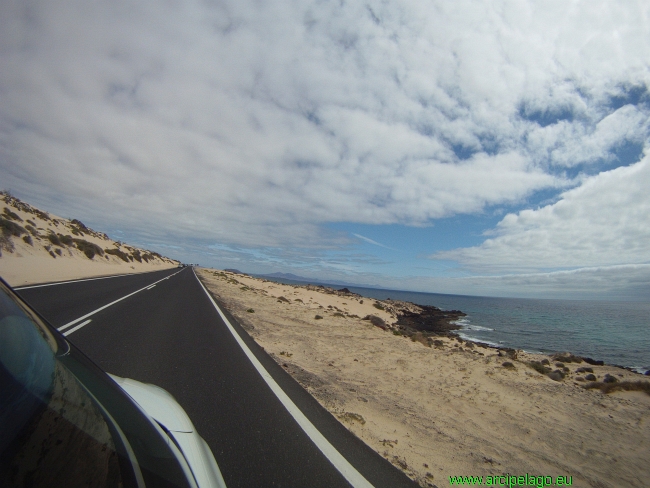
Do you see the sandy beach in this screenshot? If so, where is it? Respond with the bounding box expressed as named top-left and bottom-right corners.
top-left (0, 193), bottom-right (178, 286)
top-left (198, 268), bottom-right (650, 488)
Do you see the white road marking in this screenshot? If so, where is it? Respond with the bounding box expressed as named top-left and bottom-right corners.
top-left (147, 284), bottom-right (156, 290)
top-left (193, 269), bottom-right (374, 488)
top-left (57, 269), bottom-right (183, 334)
top-left (63, 319), bottom-right (92, 336)
top-left (15, 273), bottom-right (132, 290)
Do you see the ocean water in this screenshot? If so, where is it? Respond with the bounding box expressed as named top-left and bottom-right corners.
top-left (261, 277), bottom-right (650, 374)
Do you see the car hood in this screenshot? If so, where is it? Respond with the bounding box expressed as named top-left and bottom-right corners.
top-left (108, 374), bottom-right (194, 433)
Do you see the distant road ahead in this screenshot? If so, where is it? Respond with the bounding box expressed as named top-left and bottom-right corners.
top-left (16, 268), bottom-right (418, 488)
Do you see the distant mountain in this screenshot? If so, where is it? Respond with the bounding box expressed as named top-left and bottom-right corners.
top-left (258, 272), bottom-right (380, 289)
top-left (263, 272), bottom-right (311, 280)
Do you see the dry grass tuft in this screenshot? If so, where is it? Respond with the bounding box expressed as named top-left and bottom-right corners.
top-left (584, 381), bottom-right (650, 396)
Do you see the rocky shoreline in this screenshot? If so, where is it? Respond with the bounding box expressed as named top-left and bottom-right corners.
top-left (317, 285), bottom-right (650, 376)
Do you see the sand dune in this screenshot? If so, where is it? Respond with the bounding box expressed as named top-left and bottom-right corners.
top-left (0, 192), bottom-right (178, 286)
top-left (198, 268), bottom-right (650, 488)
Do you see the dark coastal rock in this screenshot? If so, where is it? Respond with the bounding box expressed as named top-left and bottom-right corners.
top-left (338, 287), bottom-right (352, 294)
top-left (582, 357), bottom-right (605, 366)
top-left (585, 374), bottom-right (597, 381)
top-left (394, 305), bottom-right (465, 335)
top-left (645, 370), bottom-right (650, 376)
top-left (498, 348), bottom-right (518, 360)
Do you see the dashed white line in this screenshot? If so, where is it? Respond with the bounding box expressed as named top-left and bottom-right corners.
top-left (57, 269), bottom-right (183, 334)
top-left (63, 319), bottom-right (92, 336)
top-left (193, 269), bottom-right (374, 488)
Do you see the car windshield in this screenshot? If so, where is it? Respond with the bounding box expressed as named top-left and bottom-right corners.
top-left (0, 282), bottom-right (191, 488)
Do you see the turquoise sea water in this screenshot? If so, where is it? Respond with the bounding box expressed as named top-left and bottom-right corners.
top-left (263, 278), bottom-right (650, 374)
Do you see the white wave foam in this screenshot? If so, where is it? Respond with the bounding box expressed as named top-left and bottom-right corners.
top-left (631, 366), bottom-right (650, 375)
top-left (457, 332), bottom-right (501, 348)
top-left (453, 318), bottom-right (493, 332)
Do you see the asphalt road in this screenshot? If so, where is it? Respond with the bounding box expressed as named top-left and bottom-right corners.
top-left (16, 268), bottom-right (419, 488)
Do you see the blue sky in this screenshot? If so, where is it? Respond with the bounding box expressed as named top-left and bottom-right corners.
top-left (1, 1), bottom-right (649, 299)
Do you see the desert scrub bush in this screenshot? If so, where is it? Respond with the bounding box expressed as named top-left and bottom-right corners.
top-left (527, 361), bottom-right (551, 375)
top-left (58, 234), bottom-right (74, 246)
top-left (131, 249), bottom-right (142, 263)
top-left (73, 239), bottom-right (104, 259)
top-left (332, 312), bottom-right (345, 317)
top-left (410, 332), bottom-right (430, 347)
top-left (547, 370), bottom-right (566, 381)
top-left (372, 302), bottom-right (385, 310)
top-left (22, 235), bottom-right (33, 246)
top-left (105, 248), bottom-right (130, 262)
top-left (363, 314), bottom-right (386, 329)
top-left (141, 252), bottom-right (153, 263)
top-left (246, 308), bottom-right (255, 313)
top-left (47, 233), bottom-right (64, 247)
top-left (3, 207), bottom-right (22, 221)
top-left (584, 380), bottom-right (650, 396)
top-left (315, 315), bottom-right (323, 320)
top-left (26, 219), bottom-right (36, 226)
top-left (55, 248), bottom-right (62, 256)
top-left (502, 362), bottom-right (516, 369)
top-left (276, 296), bottom-right (290, 303)
top-left (1, 217), bottom-right (27, 238)
top-left (338, 412), bottom-right (365, 425)
top-left (240, 286), bottom-right (250, 291)
top-left (25, 225), bottom-right (39, 236)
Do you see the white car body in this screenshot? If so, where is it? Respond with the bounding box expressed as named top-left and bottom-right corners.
top-left (110, 375), bottom-right (227, 488)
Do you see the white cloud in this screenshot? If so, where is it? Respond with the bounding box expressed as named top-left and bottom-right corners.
top-left (434, 153), bottom-right (650, 271)
top-left (1, 0), bottom-right (649, 269)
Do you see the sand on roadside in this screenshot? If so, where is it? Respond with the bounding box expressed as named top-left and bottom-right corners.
top-left (198, 268), bottom-right (650, 488)
top-left (0, 193), bottom-right (178, 286)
